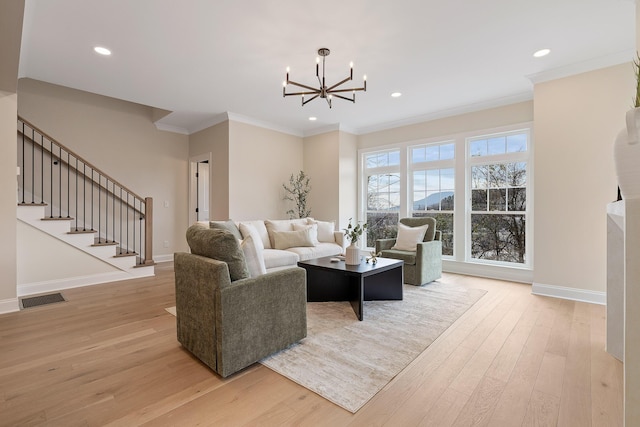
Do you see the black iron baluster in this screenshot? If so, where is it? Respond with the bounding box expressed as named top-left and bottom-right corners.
top-left (119, 187), bottom-right (123, 255)
top-left (83, 163), bottom-right (86, 231)
top-left (58, 146), bottom-right (62, 218)
top-left (66, 151), bottom-right (70, 218)
top-left (74, 156), bottom-right (78, 229)
top-left (126, 192), bottom-right (130, 254)
top-left (30, 128), bottom-right (35, 204)
top-left (20, 121), bottom-right (24, 203)
top-left (91, 169), bottom-right (94, 231)
top-left (105, 178), bottom-right (109, 243)
top-left (112, 181), bottom-right (115, 246)
top-left (98, 174), bottom-right (101, 242)
top-left (49, 139), bottom-right (53, 218)
top-left (133, 198), bottom-right (136, 257)
top-left (40, 133), bottom-right (44, 204)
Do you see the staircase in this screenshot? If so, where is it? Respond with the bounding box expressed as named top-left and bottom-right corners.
top-left (16, 117), bottom-right (154, 293)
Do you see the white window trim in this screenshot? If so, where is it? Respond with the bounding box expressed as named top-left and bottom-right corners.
top-left (357, 122), bottom-right (533, 282)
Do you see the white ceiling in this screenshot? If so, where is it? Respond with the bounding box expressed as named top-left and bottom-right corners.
top-left (18, 0), bottom-right (636, 136)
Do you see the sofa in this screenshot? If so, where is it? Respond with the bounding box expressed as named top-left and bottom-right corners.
top-left (201, 218), bottom-right (346, 274)
top-left (174, 224), bottom-right (307, 377)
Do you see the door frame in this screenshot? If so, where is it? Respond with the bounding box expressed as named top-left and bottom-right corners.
top-left (189, 153), bottom-right (213, 225)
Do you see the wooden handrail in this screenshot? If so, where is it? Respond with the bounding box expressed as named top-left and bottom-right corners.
top-left (18, 116), bottom-right (145, 201)
top-left (17, 128), bottom-right (145, 217)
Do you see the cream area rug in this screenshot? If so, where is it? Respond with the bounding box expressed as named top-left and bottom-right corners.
top-left (167, 282), bottom-right (486, 413)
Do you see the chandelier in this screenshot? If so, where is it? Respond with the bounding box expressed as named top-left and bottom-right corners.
top-left (283, 48), bottom-right (367, 108)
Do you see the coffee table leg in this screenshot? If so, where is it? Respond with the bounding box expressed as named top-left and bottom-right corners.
top-left (349, 276), bottom-right (364, 321)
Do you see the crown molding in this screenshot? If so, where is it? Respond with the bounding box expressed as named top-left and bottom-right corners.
top-left (355, 92), bottom-right (533, 136)
top-left (527, 49), bottom-right (635, 85)
top-left (153, 121), bottom-right (190, 135)
top-left (226, 112), bottom-right (303, 137)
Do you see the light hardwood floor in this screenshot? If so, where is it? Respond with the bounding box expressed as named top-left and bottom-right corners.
top-left (0, 263), bottom-right (622, 426)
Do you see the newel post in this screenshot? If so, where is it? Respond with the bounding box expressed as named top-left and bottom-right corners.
top-left (143, 197), bottom-right (154, 265)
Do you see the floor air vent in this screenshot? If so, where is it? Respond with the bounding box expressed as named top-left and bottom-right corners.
top-left (20, 293), bottom-right (66, 309)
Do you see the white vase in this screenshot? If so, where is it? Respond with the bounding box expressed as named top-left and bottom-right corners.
top-left (345, 242), bottom-right (361, 265)
top-left (614, 107), bottom-right (640, 200)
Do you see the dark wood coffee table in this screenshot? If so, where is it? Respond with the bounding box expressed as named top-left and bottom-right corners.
top-left (297, 256), bottom-right (404, 321)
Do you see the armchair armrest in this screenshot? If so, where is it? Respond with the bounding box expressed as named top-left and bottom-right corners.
top-left (376, 238), bottom-right (396, 252)
top-left (216, 267), bottom-right (307, 377)
top-left (174, 252), bottom-right (231, 371)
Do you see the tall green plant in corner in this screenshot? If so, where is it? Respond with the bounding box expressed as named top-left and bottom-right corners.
top-left (283, 171), bottom-right (311, 219)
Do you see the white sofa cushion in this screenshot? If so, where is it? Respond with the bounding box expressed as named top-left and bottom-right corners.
top-left (286, 242), bottom-right (343, 261)
top-left (240, 234), bottom-right (267, 277)
top-left (392, 222), bottom-right (429, 251)
top-left (263, 248), bottom-right (300, 269)
top-left (292, 222), bottom-right (319, 245)
top-left (308, 219), bottom-right (335, 243)
top-left (272, 229), bottom-right (316, 250)
top-left (238, 220), bottom-right (271, 249)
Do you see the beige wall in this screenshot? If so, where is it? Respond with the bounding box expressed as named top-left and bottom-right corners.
top-left (304, 131), bottom-right (340, 224)
top-left (358, 101), bottom-right (533, 148)
top-left (0, 0), bottom-right (23, 307)
top-left (533, 63), bottom-right (634, 292)
top-left (17, 79), bottom-right (190, 258)
top-left (190, 121), bottom-right (230, 221)
top-left (338, 131), bottom-right (358, 231)
top-left (0, 91), bottom-right (18, 304)
top-left (228, 121), bottom-right (303, 220)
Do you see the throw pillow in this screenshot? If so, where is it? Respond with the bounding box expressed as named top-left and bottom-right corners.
top-left (265, 219), bottom-right (294, 248)
top-left (240, 234), bottom-right (267, 277)
top-left (186, 224), bottom-right (249, 281)
top-left (238, 220), bottom-right (271, 249)
top-left (272, 229), bottom-right (316, 250)
top-left (209, 219), bottom-right (242, 241)
top-left (292, 223), bottom-right (319, 245)
top-left (391, 222), bottom-right (429, 252)
top-left (309, 219), bottom-right (335, 243)
top-left (238, 222), bottom-right (264, 249)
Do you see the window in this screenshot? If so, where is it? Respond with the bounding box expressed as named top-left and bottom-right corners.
top-left (364, 150), bottom-right (401, 247)
top-left (468, 131), bottom-right (529, 265)
top-left (410, 142), bottom-right (455, 256)
top-left (358, 124), bottom-right (531, 271)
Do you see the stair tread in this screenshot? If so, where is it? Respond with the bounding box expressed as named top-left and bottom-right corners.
top-left (41, 216), bottom-right (74, 221)
top-left (68, 229), bottom-right (97, 234)
top-left (114, 250), bottom-right (138, 258)
top-left (93, 239), bottom-right (118, 246)
top-left (18, 202), bottom-right (48, 206)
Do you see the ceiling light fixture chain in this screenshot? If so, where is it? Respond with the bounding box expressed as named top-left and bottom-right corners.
top-left (283, 48), bottom-right (367, 108)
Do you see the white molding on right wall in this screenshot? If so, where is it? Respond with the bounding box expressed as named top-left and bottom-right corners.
top-left (532, 282), bottom-right (606, 305)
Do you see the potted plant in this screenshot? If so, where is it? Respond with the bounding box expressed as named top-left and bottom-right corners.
top-left (283, 171), bottom-right (311, 219)
top-left (343, 218), bottom-right (367, 265)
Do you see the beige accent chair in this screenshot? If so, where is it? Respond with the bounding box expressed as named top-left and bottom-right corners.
top-left (375, 217), bottom-right (442, 286)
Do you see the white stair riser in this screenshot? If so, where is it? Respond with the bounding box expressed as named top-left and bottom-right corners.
top-left (17, 205), bottom-right (147, 273)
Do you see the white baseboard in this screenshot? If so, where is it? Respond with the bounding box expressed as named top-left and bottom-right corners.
top-left (17, 269), bottom-right (153, 297)
top-left (0, 298), bottom-right (20, 314)
top-left (153, 254), bottom-right (174, 263)
top-left (532, 282), bottom-right (606, 305)
top-left (443, 259), bottom-right (533, 284)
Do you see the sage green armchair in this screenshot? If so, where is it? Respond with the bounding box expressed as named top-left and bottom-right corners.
top-left (375, 217), bottom-right (442, 286)
top-left (174, 225), bottom-right (307, 378)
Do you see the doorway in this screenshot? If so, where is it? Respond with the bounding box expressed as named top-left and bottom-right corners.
top-left (189, 153), bottom-right (212, 224)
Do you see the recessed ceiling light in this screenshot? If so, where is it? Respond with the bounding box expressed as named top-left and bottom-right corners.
top-left (533, 49), bottom-right (550, 58)
top-left (94, 46), bottom-right (111, 56)
top-left (391, 92), bottom-right (402, 98)
top-left (309, 117), bottom-right (317, 121)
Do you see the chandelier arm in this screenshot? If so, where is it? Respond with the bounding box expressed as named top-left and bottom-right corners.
top-left (302, 94), bottom-right (320, 105)
top-left (286, 80), bottom-right (321, 92)
top-left (326, 76), bottom-right (353, 92)
top-left (327, 87), bottom-right (366, 94)
top-left (331, 93), bottom-right (355, 103)
top-left (285, 90), bottom-right (321, 97)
